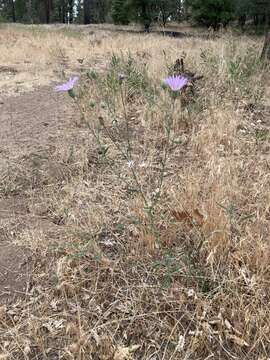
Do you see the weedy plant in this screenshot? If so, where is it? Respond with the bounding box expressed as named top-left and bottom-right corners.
top-left (54, 55), bottom-right (189, 248)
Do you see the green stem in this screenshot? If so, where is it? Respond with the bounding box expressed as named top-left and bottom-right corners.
top-left (74, 99), bottom-right (101, 148)
top-left (120, 83), bottom-right (132, 159)
top-left (102, 122), bottom-right (149, 208)
top-left (153, 100), bottom-right (175, 208)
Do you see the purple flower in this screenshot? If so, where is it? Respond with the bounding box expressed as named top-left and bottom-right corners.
top-left (54, 76), bottom-right (79, 92)
top-left (163, 75), bottom-right (188, 91)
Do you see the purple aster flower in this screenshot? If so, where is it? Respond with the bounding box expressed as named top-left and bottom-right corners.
top-left (54, 76), bottom-right (79, 92)
top-left (163, 75), bottom-right (188, 91)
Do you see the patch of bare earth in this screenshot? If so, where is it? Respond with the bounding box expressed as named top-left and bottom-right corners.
top-left (0, 198), bottom-right (30, 303)
top-left (0, 86), bottom-right (77, 304)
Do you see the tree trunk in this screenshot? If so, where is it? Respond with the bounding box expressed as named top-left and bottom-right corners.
top-left (141, 1), bottom-right (151, 32)
top-left (68, 0), bottom-right (74, 23)
top-left (162, 10), bottom-right (167, 27)
top-left (27, 0), bottom-right (33, 23)
top-left (84, 0), bottom-right (91, 24)
top-left (11, 0), bottom-right (16, 22)
top-left (254, 14), bottom-right (259, 27)
top-left (45, 0), bottom-right (52, 23)
top-left (238, 15), bottom-right (246, 31)
top-left (61, 0), bottom-right (66, 23)
top-left (261, 11), bottom-right (270, 60)
top-left (261, 29), bottom-right (270, 60)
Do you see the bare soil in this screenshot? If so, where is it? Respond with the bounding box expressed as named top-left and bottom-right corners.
top-left (0, 86), bottom-right (75, 304)
top-left (0, 86), bottom-right (72, 155)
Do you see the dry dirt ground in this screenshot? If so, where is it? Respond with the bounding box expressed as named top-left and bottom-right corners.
top-left (0, 24), bottom-right (106, 303)
top-left (0, 86), bottom-right (76, 303)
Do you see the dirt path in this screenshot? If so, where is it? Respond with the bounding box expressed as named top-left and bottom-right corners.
top-left (0, 196), bottom-right (30, 303)
top-left (0, 86), bottom-right (73, 156)
top-left (0, 86), bottom-right (75, 304)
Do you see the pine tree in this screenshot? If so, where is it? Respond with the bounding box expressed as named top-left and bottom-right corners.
top-left (0, 0), bottom-right (16, 21)
top-left (75, 0), bottom-right (83, 23)
top-left (156, 0), bottom-right (177, 26)
top-left (84, 0), bottom-right (92, 24)
top-left (129, 0), bottom-right (157, 32)
top-left (112, 0), bottom-right (129, 25)
top-left (15, 0), bottom-right (27, 21)
top-left (260, 0), bottom-right (270, 60)
top-left (190, 0), bottom-right (234, 29)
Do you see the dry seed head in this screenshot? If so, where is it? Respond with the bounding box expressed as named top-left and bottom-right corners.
top-left (66, 322), bottom-right (78, 336)
top-left (68, 343), bottom-right (80, 353)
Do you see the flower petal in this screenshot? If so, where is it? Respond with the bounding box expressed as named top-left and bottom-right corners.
top-left (163, 75), bottom-right (188, 92)
top-left (54, 76), bottom-right (79, 92)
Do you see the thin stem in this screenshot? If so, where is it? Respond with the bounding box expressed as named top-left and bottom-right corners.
top-left (153, 99), bottom-right (175, 208)
top-left (120, 83), bottom-right (132, 159)
top-left (74, 99), bottom-right (101, 147)
top-left (102, 122), bottom-right (149, 207)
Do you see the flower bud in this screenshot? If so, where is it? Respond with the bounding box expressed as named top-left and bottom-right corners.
top-left (68, 89), bottom-right (75, 99)
top-left (89, 100), bottom-right (96, 108)
top-left (98, 116), bottom-right (104, 126)
top-left (100, 101), bottom-right (106, 109)
top-left (118, 73), bottom-right (126, 83)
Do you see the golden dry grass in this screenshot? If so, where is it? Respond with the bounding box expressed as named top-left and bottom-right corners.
top-left (0, 24), bottom-right (270, 359)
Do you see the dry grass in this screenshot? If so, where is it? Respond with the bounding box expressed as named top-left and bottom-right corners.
top-left (0, 24), bottom-right (110, 96)
top-left (0, 24), bottom-right (270, 359)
